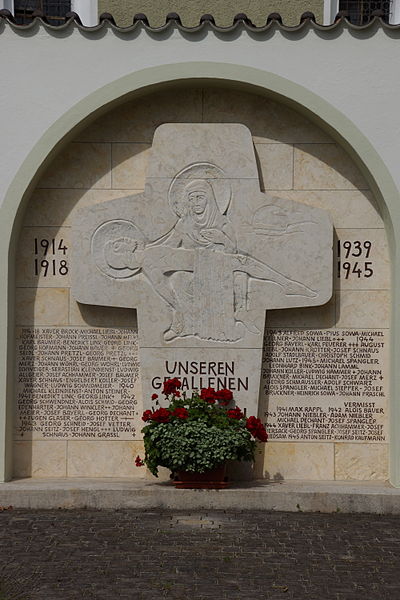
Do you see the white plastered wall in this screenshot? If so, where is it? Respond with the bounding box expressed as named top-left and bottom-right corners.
top-left (323, 0), bottom-right (339, 24)
top-left (391, 0), bottom-right (400, 23)
top-left (1, 23), bottom-right (400, 483)
top-left (71, 0), bottom-right (98, 25)
top-left (0, 1), bottom-right (14, 10)
top-left (1, 26), bottom-right (400, 204)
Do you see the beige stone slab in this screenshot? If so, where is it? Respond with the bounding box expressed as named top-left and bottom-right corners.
top-left (15, 326), bottom-right (142, 442)
top-left (255, 143), bottom-right (293, 190)
top-left (270, 190), bottom-right (383, 229)
top-left (16, 227), bottom-right (71, 288)
top-left (267, 295), bottom-right (336, 329)
top-left (13, 441), bottom-right (67, 478)
top-left (335, 229), bottom-right (389, 291)
top-left (140, 346), bottom-right (263, 415)
top-left (335, 443), bottom-right (388, 480)
top-left (263, 442), bottom-right (334, 480)
top-left (294, 144), bottom-right (368, 190)
top-left (69, 298), bottom-right (137, 328)
top-left (262, 328), bottom-right (389, 444)
top-left (146, 123), bottom-right (259, 180)
top-left (67, 441), bottom-right (145, 477)
top-left (336, 290), bottom-right (390, 329)
top-left (203, 88), bottom-right (332, 144)
top-left (37, 142), bottom-right (111, 189)
top-left (15, 288), bottom-right (69, 326)
top-left (75, 88), bottom-right (203, 143)
top-left (23, 189), bottom-right (141, 228)
top-left (111, 143), bottom-right (151, 189)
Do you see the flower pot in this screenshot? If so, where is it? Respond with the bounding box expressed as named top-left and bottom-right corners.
top-left (174, 463), bottom-right (230, 489)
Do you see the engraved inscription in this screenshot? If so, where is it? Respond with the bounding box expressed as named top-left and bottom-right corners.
top-left (33, 237), bottom-right (69, 278)
top-left (337, 239), bottom-right (373, 280)
top-left (139, 345), bottom-right (263, 415)
top-left (16, 328), bottom-right (140, 440)
top-left (262, 329), bottom-right (388, 442)
top-left (151, 360), bottom-right (249, 393)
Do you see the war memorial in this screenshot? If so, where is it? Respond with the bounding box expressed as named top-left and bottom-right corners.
top-left (0, 7), bottom-right (400, 512)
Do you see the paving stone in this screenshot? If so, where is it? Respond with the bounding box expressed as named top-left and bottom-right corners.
top-left (0, 510), bottom-right (400, 599)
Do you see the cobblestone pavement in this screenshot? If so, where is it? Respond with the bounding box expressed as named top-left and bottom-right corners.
top-left (1, 509), bottom-right (400, 600)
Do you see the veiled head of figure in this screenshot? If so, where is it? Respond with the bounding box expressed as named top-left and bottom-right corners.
top-left (168, 163), bottom-right (231, 219)
top-left (184, 179), bottom-right (215, 217)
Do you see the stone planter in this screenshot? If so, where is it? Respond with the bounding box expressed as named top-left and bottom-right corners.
top-left (173, 463), bottom-right (230, 489)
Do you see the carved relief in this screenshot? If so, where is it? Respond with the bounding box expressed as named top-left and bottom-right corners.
top-left (252, 204), bottom-right (317, 237)
top-left (71, 123), bottom-right (333, 413)
top-left (92, 220), bottom-right (146, 279)
top-left (91, 161), bottom-right (319, 343)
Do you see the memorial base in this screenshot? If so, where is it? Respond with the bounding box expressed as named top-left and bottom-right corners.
top-left (0, 479), bottom-right (398, 513)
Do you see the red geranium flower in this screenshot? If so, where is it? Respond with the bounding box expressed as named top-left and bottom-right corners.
top-left (151, 407), bottom-right (171, 423)
top-left (151, 393), bottom-right (158, 400)
top-left (200, 387), bottom-right (216, 403)
top-left (142, 410), bottom-right (153, 422)
top-left (172, 407), bottom-right (189, 419)
top-left (135, 456), bottom-right (144, 467)
top-left (246, 416), bottom-right (268, 442)
top-left (162, 377), bottom-right (182, 396)
top-left (227, 407), bottom-right (244, 420)
top-left (256, 428), bottom-right (268, 442)
top-left (174, 390), bottom-right (181, 397)
top-left (214, 389), bottom-right (233, 406)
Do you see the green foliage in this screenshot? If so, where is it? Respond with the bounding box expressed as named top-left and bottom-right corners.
top-left (142, 393), bottom-right (257, 477)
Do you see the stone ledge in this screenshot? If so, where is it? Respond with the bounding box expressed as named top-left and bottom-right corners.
top-left (0, 478), bottom-right (399, 513)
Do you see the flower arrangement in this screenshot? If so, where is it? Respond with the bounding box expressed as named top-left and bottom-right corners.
top-left (136, 377), bottom-right (268, 477)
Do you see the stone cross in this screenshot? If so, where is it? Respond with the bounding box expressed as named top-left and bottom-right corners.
top-left (71, 124), bottom-right (333, 414)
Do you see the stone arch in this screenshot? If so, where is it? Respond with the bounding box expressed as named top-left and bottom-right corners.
top-left (1, 63), bottom-right (399, 484)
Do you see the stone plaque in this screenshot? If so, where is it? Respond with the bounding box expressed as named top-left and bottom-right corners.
top-left (71, 124), bottom-right (333, 414)
top-left (16, 327), bottom-right (140, 441)
top-left (263, 329), bottom-right (388, 442)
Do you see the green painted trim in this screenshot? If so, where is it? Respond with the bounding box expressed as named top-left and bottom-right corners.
top-left (1, 62), bottom-right (398, 484)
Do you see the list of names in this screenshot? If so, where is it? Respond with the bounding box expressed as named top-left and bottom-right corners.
top-left (262, 329), bottom-right (388, 442)
top-left (16, 327), bottom-right (140, 440)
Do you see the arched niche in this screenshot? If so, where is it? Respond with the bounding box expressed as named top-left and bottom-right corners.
top-left (1, 64), bottom-right (398, 485)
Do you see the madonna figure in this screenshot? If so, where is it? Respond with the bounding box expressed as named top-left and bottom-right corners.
top-left (161, 178), bottom-right (240, 342)
top-left (98, 174), bottom-right (317, 344)
top-left (158, 177), bottom-right (316, 342)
